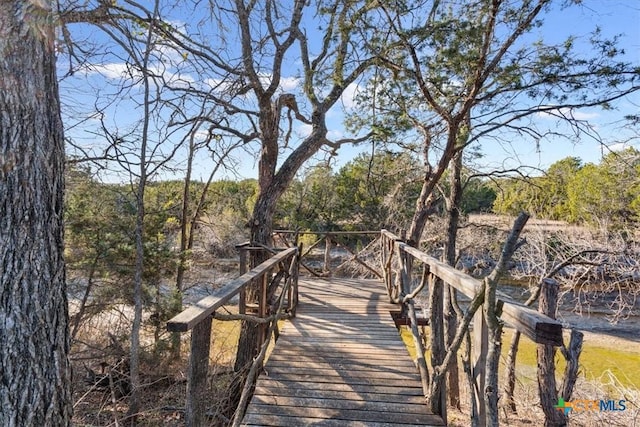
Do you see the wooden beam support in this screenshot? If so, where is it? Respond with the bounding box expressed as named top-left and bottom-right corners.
top-left (185, 318), bottom-right (212, 427)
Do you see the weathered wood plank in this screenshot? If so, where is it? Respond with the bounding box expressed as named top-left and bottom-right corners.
top-left (253, 385), bottom-right (426, 403)
top-left (266, 354), bottom-right (418, 368)
top-left (242, 277), bottom-right (443, 426)
top-left (255, 379), bottom-right (425, 395)
top-left (264, 358), bottom-right (416, 370)
top-left (243, 413), bottom-right (439, 427)
top-left (245, 403), bottom-right (444, 425)
top-left (501, 298), bottom-right (563, 346)
top-left (265, 366), bottom-right (421, 381)
top-left (252, 395), bottom-right (430, 414)
top-left (259, 373), bottom-right (419, 388)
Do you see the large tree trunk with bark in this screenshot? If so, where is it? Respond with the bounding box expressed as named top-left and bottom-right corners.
top-left (233, 190), bottom-right (280, 375)
top-left (0, 2), bottom-right (73, 425)
top-left (443, 150), bottom-right (463, 409)
top-left (407, 126), bottom-right (461, 245)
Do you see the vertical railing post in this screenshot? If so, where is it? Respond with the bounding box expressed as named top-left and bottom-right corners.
top-left (185, 318), bottom-right (212, 427)
top-left (473, 305), bottom-right (488, 427)
top-left (238, 245), bottom-right (248, 315)
top-left (428, 273), bottom-right (447, 423)
top-left (323, 234), bottom-right (332, 276)
top-left (291, 244), bottom-right (301, 316)
top-left (259, 272), bottom-right (268, 347)
top-left (537, 278), bottom-right (565, 426)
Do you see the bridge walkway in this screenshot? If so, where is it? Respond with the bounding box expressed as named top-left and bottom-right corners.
top-left (242, 278), bottom-right (444, 427)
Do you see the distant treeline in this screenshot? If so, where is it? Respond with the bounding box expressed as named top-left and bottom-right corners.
top-left (493, 147), bottom-right (640, 228)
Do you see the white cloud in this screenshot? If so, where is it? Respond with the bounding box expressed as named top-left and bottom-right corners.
top-left (536, 107), bottom-right (600, 121)
top-left (608, 142), bottom-right (629, 152)
top-left (280, 76), bottom-right (301, 92)
top-left (572, 111), bottom-right (600, 121)
top-left (193, 129), bottom-right (212, 142)
top-left (257, 73), bottom-right (301, 93)
top-left (79, 60), bottom-right (197, 90)
top-left (297, 123), bottom-right (312, 138)
top-left (82, 62), bottom-right (136, 80)
top-left (341, 82), bottom-right (360, 109)
top-left (327, 129), bottom-right (344, 140)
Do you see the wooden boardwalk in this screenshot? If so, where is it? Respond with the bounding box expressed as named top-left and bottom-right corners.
top-left (242, 278), bottom-right (445, 426)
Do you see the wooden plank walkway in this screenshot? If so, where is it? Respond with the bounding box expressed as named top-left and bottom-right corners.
top-left (242, 278), bottom-right (444, 426)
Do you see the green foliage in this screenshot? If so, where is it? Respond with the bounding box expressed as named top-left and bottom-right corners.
top-left (65, 169), bottom-right (199, 351)
top-left (493, 149), bottom-right (640, 228)
top-left (203, 179), bottom-right (257, 254)
top-left (438, 166), bottom-right (497, 214)
top-left (461, 178), bottom-right (497, 214)
top-left (277, 165), bottom-right (339, 230)
top-left (276, 152), bottom-right (423, 231)
top-left (567, 149), bottom-right (640, 226)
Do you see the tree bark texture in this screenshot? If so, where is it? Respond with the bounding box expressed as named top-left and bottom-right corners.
top-left (0, 1), bottom-right (72, 425)
top-left (537, 279), bottom-right (566, 427)
top-left (560, 329), bottom-right (583, 402)
top-left (428, 274), bottom-right (446, 419)
top-left (444, 150), bottom-right (463, 409)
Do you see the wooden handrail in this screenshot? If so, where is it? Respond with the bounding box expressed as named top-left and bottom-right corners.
top-left (380, 229), bottom-right (563, 346)
top-left (167, 247), bottom-right (298, 332)
top-left (381, 228), bottom-right (567, 425)
top-left (273, 229), bottom-right (381, 235)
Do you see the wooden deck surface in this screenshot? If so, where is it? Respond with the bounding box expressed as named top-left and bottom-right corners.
top-left (242, 278), bottom-right (445, 426)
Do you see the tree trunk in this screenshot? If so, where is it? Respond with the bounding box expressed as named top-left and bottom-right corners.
top-left (428, 275), bottom-right (446, 420)
top-left (443, 150), bottom-right (463, 409)
top-left (504, 330), bottom-right (521, 413)
top-left (407, 126), bottom-right (461, 245)
top-left (0, 1), bottom-right (72, 425)
top-left (234, 186), bottom-right (281, 362)
top-left (127, 11), bottom-right (157, 420)
top-left (484, 212), bottom-right (529, 426)
top-left (231, 119), bottom-right (328, 421)
top-left (537, 279), bottom-right (566, 427)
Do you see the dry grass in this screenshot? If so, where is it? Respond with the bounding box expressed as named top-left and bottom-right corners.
top-left (71, 303), bottom-right (246, 426)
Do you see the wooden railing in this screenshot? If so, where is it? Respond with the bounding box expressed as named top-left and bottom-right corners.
top-left (380, 229), bottom-right (563, 426)
top-left (168, 229), bottom-right (565, 426)
top-left (166, 246), bottom-right (299, 427)
top-left (273, 230), bottom-right (381, 278)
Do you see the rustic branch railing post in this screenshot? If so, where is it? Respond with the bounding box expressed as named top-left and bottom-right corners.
top-left (259, 273), bottom-right (268, 348)
top-left (428, 272), bottom-right (447, 423)
top-left (185, 317), bottom-right (212, 427)
top-left (537, 278), bottom-right (566, 427)
top-left (380, 228), bottom-right (563, 427)
top-left (473, 303), bottom-right (488, 427)
top-left (237, 243), bottom-right (249, 315)
top-left (289, 244), bottom-right (301, 316)
top-left (380, 231), bottom-right (396, 301)
top-left (323, 234), bottom-right (332, 275)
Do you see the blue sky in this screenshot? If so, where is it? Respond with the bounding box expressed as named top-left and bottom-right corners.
top-left (59, 0), bottom-right (640, 182)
